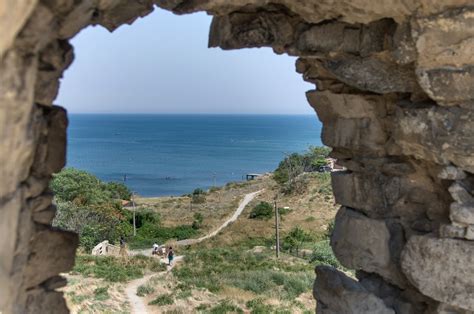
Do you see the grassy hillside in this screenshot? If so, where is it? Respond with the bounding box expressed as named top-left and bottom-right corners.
top-left (61, 171), bottom-right (339, 313)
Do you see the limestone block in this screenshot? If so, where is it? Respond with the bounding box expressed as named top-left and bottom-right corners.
top-left (24, 176), bottom-right (49, 198)
top-left (94, 0), bottom-right (155, 32)
top-left (27, 192), bottom-right (53, 212)
top-left (417, 66), bottom-right (474, 105)
top-left (412, 8), bottom-right (474, 70)
top-left (322, 55), bottom-right (419, 94)
top-left (58, 0), bottom-right (95, 39)
top-left (331, 207), bottom-right (407, 287)
top-left (412, 8), bottom-right (474, 105)
top-left (393, 106), bottom-right (474, 173)
top-left (465, 226), bottom-right (474, 241)
top-left (314, 266), bottom-right (395, 314)
top-left (357, 271), bottom-right (432, 314)
top-left (42, 275), bottom-right (68, 291)
top-left (0, 50), bottom-right (39, 197)
top-left (450, 203), bottom-right (474, 226)
top-left (0, 0), bottom-right (38, 58)
top-left (401, 235), bottom-right (474, 311)
top-left (32, 205), bottom-right (57, 225)
top-left (391, 21), bottom-right (417, 65)
top-left (25, 288), bottom-right (68, 314)
top-left (35, 40), bottom-right (74, 106)
top-left (439, 224), bottom-right (466, 239)
top-left (449, 183), bottom-right (473, 204)
top-left (438, 166), bottom-right (467, 180)
top-left (45, 106), bottom-right (68, 175)
top-left (0, 193), bottom-right (22, 312)
top-left (331, 170), bottom-right (446, 221)
top-left (433, 303), bottom-right (474, 314)
top-left (24, 228), bottom-right (78, 288)
top-left (209, 10), bottom-right (294, 50)
top-left (306, 91), bottom-right (387, 156)
top-left (296, 22), bottom-right (360, 54)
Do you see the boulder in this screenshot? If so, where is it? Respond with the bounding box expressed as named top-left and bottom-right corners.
top-left (314, 266), bottom-right (395, 314)
top-left (331, 207), bottom-right (407, 287)
top-left (401, 235), bottom-right (474, 311)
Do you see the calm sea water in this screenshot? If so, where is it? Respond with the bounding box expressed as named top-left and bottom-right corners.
top-left (67, 114), bottom-right (322, 196)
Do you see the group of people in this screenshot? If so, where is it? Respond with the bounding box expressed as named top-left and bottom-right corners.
top-left (153, 243), bottom-right (174, 266)
top-left (118, 237), bottom-right (174, 265)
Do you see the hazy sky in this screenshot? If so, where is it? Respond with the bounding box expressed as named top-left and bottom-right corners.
top-left (56, 9), bottom-right (314, 114)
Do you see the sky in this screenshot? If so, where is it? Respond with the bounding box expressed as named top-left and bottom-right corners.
top-left (56, 9), bottom-right (314, 114)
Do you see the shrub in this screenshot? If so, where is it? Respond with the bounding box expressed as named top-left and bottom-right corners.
top-left (105, 181), bottom-right (132, 200)
top-left (193, 188), bottom-right (205, 195)
top-left (325, 220), bottom-right (335, 239)
top-left (53, 201), bottom-right (132, 252)
top-left (93, 286), bottom-right (109, 301)
top-left (137, 284), bottom-right (155, 297)
top-left (282, 226), bottom-right (312, 256)
top-left (310, 240), bottom-right (341, 268)
top-left (209, 186), bottom-right (221, 193)
top-left (176, 289), bottom-right (192, 299)
top-left (51, 168), bottom-right (131, 205)
top-left (273, 146), bottom-right (331, 194)
top-left (246, 298), bottom-right (274, 313)
top-left (192, 213), bottom-right (204, 230)
top-left (73, 254), bottom-right (161, 282)
top-left (209, 300), bottom-right (243, 314)
top-left (192, 194), bottom-right (206, 204)
top-left (149, 294), bottom-right (174, 306)
top-left (249, 202), bottom-right (273, 220)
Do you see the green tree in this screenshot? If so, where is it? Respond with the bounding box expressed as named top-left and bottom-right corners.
top-left (283, 226), bottom-right (311, 257)
top-left (191, 188), bottom-right (206, 204)
top-left (51, 168), bottom-right (132, 205)
top-left (51, 168), bottom-right (110, 205)
top-left (307, 146), bottom-right (331, 170)
top-left (249, 202), bottom-right (273, 220)
top-left (273, 146), bottom-right (331, 194)
top-left (105, 182), bottom-right (132, 200)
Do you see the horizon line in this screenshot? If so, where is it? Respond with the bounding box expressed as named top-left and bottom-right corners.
top-left (67, 112), bottom-right (316, 115)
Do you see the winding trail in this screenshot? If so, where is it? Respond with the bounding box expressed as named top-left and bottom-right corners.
top-left (177, 189), bottom-right (263, 246)
top-left (125, 189), bottom-right (263, 313)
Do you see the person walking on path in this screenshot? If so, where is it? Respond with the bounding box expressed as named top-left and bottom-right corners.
top-left (152, 243), bottom-right (159, 255)
top-left (119, 236), bottom-right (127, 257)
top-left (167, 246), bottom-right (174, 266)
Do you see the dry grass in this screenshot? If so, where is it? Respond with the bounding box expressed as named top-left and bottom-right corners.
top-left (64, 173), bottom-right (337, 313)
top-left (62, 275), bottom-right (129, 314)
top-left (200, 173), bottom-right (337, 248)
top-left (134, 177), bottom-right (269, 236)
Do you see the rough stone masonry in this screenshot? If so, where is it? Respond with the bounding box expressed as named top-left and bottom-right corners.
top-left (0, 0), bottom-right (473, 313)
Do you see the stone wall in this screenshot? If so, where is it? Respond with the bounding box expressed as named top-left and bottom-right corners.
top-left (0, 1), bottom-right (472, 313)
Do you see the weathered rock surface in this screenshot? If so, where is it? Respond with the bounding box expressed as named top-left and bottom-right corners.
top-left (314, 266), bottom-right (395, 314)
top-left (1, 0), bottom-right (473, 313)
top-left (331, 207), bottom-right (407, 287)
top-left (401, 235), bottom-right (474, 311)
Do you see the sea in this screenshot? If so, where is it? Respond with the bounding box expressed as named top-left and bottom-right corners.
top-left (67, 114), bottom-right (322, 196)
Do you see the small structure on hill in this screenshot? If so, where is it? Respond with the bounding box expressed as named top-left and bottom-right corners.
top-left (246, 173), bottom-right (262, 181)
top-left (318, 158), bottom-right (345, 172)
top-left (91, 240), bottom-right (121, 256)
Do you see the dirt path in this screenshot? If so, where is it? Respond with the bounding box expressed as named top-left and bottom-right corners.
top-left (126, 190), bottom-right (263, 313)
top-left (126, 273), bottom-right (155, 314)
top-left (177, 189), bottom-right (263, 246)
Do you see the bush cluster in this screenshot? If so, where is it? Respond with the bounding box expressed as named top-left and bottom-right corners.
top-left (173, 247), bottom-right (313, 301)
top-left (249, 202), bottom-right (273, 220)
top-left (273, 146), bottom-right (331, 194)
top-left (73, 254), bottom-right (165, 282)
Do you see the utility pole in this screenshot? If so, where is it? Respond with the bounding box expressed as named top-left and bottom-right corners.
top-left (274, 197), bottom-right (280, 258)
top-left (132, 192), bottom-right (136, 236)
